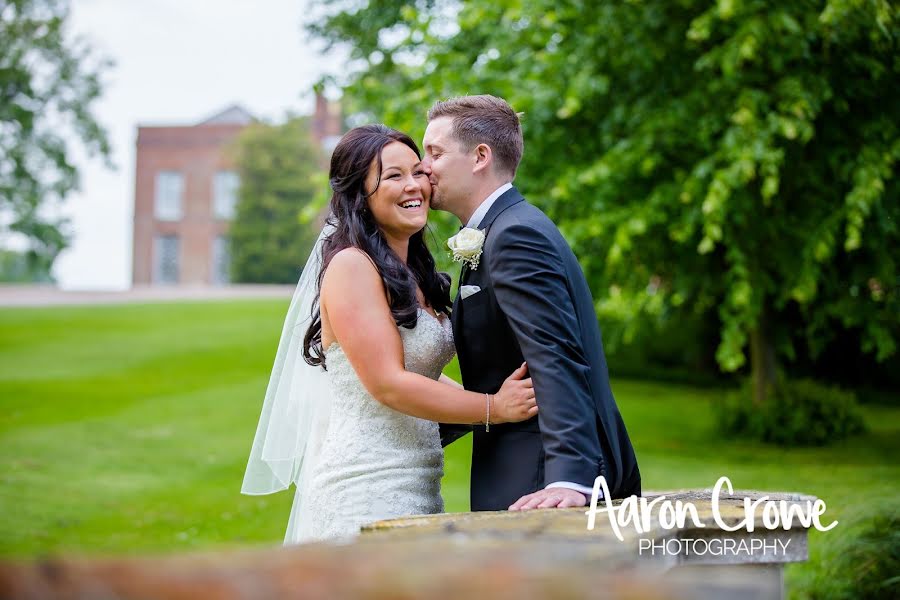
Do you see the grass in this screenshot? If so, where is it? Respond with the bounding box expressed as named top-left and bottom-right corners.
top-left (1, 300), bottom-right (897, 598)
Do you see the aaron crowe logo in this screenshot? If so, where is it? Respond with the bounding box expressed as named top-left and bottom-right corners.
top-left (585, 476), bottom-right (838, 556)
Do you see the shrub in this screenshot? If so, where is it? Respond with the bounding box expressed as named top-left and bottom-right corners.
top-left (715, 378), bottom-right (867, 446)
top-left (803, 502), bottom-right (900, 600)
top-left (598, 307), bottom-right (724, 387)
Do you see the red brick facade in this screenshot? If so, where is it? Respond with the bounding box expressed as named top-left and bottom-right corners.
top-left (132, 117), bottom-right (245, 286)
top-left (132, 98), bottom-right (341, 286)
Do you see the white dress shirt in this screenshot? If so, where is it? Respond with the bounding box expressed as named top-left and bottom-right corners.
top-left (465, 182), bottom-right (596, 500)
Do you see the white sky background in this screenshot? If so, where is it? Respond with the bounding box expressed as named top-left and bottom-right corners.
top-left (54, 0), bottom-right (344, 290)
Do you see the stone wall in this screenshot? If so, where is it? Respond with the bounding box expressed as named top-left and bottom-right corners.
top-left (0, 489), bottom-right (811, 599)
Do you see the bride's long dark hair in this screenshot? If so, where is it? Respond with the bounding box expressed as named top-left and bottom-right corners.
top-left (302, 124), bottom-right (452, 368)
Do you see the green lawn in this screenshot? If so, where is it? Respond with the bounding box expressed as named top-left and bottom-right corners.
top-left (1, 300), bottom-right (897, 597)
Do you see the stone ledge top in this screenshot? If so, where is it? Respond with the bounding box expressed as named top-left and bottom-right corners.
top-left (363, 488), bottom-right (818, 541)
top-left (360, 488), bottom-right (816, 568)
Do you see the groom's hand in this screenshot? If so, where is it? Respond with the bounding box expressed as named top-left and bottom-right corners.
top-left (508, 488), bottom-right (587, 510)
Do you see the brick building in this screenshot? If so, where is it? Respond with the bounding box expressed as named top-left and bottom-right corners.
top-left (132, 97), bottom-right (341, 286)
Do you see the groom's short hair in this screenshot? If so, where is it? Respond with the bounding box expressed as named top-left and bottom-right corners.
top-left (427, 95), bottom-right (523, 178)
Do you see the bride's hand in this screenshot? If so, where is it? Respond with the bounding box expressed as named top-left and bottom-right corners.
top-left (492, 362), bottom-right (538, 423)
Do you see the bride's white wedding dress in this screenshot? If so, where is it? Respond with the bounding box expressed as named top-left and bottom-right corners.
top-left (287, 308), bottom-right (456, 543)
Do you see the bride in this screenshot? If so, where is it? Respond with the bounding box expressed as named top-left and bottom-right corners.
top-left (242, 125), bottom-right (537, 543)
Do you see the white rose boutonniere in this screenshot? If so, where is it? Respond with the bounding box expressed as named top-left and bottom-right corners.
top-left (447, 227), bottom-right (486, 270)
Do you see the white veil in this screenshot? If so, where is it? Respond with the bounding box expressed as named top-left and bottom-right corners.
top-left (241, 223), bottom-right (334, 541)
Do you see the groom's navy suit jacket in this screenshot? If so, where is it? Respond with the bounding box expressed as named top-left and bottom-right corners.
top-left (444, 187), bottom-right (641, 511)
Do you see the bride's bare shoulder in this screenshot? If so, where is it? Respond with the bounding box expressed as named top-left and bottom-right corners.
top-left (322, 247), bottom-right (383, 298)
top-left (329, 247), bottom-right (378, 271)
top-left (325, 246), bottom-right (380, 279)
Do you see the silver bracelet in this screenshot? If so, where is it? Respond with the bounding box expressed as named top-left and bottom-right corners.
top-left (485, 393), bottom-right (491, 432)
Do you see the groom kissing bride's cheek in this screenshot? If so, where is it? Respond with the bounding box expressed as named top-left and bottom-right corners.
top-left (424, 95), bottom-right (641, 512)
top-left (243, 94), bottom-right (640, 545)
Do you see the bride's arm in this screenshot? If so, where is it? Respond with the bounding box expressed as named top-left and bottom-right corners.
top-left (322, 248), bottom-right (536, 424)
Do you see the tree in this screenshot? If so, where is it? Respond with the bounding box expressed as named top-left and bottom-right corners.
top-left (229, 116), bottom-right (322, 284)
top-left (311, 0), bottom-right (898, 403)
top-left (0, 0), bottom-right (111, 281)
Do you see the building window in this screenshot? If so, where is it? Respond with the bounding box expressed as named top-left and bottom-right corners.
top-left (153, 235), bottom-right (180, 284)
top-left (211, 235), bottom-right (230, 285)
top-left (154, 171), bottom-right (184, 221)
top-left (213, 171), bottom-right (239, 220)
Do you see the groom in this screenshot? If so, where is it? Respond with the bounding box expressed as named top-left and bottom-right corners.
top-left (423, 95), bottom-right (641, 511)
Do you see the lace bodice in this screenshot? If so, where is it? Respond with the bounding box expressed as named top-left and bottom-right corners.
top-left (286, 309), bottom-right (455, 543)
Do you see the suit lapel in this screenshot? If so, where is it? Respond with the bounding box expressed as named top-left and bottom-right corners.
top-left (451, 186), bottom-right (525, 351)
top-left (478, 186), bottom-right (525, 238)
top-left (451, 262), bottom-right (468, 337)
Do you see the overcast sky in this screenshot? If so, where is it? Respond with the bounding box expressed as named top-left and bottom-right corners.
top-left (54, 0), bottom-right (343, 289)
